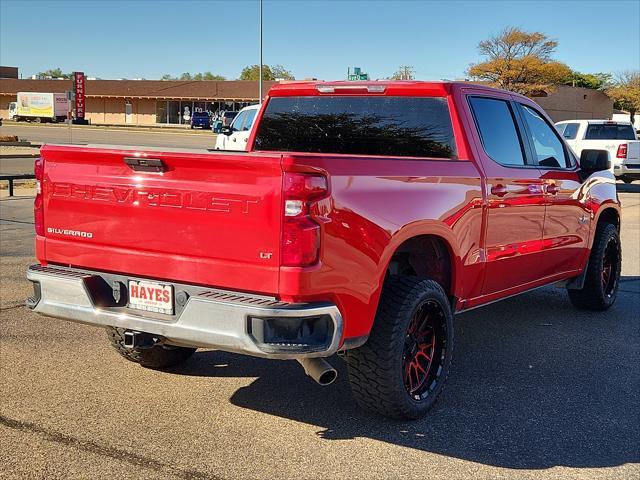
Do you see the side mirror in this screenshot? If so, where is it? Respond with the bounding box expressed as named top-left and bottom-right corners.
top-left (221, 126), bottom-right (232, 136)
top-left (580, 149), bottom-right (611, 175)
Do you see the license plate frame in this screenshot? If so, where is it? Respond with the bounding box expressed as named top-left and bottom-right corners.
top-left (127, 280), bottom-right (174, 315)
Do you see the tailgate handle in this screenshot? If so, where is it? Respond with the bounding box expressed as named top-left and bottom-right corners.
top-left (123, 157), bottom-right (166, 173)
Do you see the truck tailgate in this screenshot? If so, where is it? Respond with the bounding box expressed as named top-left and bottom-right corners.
top-left (40, 145), bottom-right (282, 294)
top-left (626, 141), bottom-right (640, 162)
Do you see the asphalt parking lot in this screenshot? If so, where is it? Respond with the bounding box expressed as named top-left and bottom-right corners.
top-left (1, 191), bottom-right (638, 479)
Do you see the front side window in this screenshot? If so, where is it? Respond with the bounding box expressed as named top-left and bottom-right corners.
top-left (243, 109), bottom-right (257, 131)
top-left (562, 122), bottom-right (579, 140)
top-left (231, 111), bottom-right (247, 132)
top-left (254, 96), bottom-right (457, 158)
top-left (469, 97), bottom-right (525, 166)
top-left (520, 105), bottom-right (569, 168)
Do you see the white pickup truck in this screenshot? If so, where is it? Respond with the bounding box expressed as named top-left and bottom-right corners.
top-left (555, 119), bottom-right (640, 183)
top-left (214, 104), bottom-right (260, 151)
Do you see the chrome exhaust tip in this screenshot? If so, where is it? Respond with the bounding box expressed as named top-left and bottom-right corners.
top-left (297, 358), bottom-right (337, 386)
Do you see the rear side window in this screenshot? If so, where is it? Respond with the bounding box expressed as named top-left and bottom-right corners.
top-left (254, 96), bottom-right (457, 158)
top-left (585, 123), bottom-right (636, 140)
top-left (561, 123), bottom-right (579, 140)
top-left (469, 97), bottom-right (525, 166)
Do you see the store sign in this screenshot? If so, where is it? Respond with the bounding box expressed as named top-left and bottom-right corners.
top-left (73, 72), bottom-right (85, 119)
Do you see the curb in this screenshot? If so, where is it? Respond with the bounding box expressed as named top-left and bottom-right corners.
top-left (3, 121), bottom-right (213, 135)
top-left (0, 142), bottom-right (35, 147)
top-left (0, 154), bottom-right (39, 159)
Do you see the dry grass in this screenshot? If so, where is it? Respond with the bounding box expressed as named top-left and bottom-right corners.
top-left (0, 179), bottom-right (37, 190)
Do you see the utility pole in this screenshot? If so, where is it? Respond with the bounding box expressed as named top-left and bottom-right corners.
top-left (397, 66), bottom-right (414, 81)
top-left (259, 0), bottom-right (263, 103)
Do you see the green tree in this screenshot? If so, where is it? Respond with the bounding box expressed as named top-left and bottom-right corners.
top-left (270, 65), bottom-right (295, 80)
top-left (160, 72), bottom-right (226, 81)
top-left (467, 27), bottom-right (572, 95)
top-left (239, 64), bottom-right (294, 81)
top-left (567, 72), bottom-right (612, 90)
top-left (607, 70), bottom-right (640, 124)
top-left (202, 71), bottom-right (226, 80)
top-left (37, 68), bottom-right (73, 79)
top-left (240, 64), bottom-right (273, 81)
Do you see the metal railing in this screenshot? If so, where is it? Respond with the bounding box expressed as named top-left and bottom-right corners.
top-left (0, 174), bottom-right (36, 197)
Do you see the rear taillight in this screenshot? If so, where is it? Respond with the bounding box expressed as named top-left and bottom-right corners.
top-left (281, 172), bottom-right (328, 267)
top-left (617, 143), bottom-right (628, 159)
top-left (34, 157), bottom-right (44, 236)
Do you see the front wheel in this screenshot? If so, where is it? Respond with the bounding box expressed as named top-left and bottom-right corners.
top-left (106, 327), bottom-right (196, 369)
top-left (568, 223), bottom-right (621, 311)
top-left (346, 276), bottom-right (454, 419)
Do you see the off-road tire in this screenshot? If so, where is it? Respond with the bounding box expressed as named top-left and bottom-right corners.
top-left (568, 223), bottom-right (621, 311)
top-left (106, 327), bottom-right (196, 369)
top-left (345, 276), bottom-right (454, 419)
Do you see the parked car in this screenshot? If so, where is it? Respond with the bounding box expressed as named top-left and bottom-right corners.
top-left (555, 119), bottom-right (640, 183)
top-left (27, 81), bottom-right (621, 420)
top-left (215, 104), bottom-right (260, 150)
top-left (190, 111), bottom-right (211, 129)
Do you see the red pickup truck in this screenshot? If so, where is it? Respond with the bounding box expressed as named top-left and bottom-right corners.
top-left (27, 81), bottom-right (621, 419)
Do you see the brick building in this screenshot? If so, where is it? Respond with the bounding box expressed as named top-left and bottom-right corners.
top-left (0, 77), bottom-right (612, 125)
top-left (0, 78), bottom-right (276, 125)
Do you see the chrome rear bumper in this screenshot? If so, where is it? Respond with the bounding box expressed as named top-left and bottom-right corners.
top-left (26, 265), bottom-right (343, 359)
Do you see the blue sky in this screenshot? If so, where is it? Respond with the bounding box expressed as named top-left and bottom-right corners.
top-left (1, 0), bottom-right (638, 80)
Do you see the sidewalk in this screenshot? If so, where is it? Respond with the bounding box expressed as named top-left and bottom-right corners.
top-left (2, 119), bottom-right (212, 135)
top-left (0, 146), bottom-right (40, 158)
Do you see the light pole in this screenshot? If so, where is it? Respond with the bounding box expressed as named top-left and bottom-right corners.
top-left (259, 0), bottom-right (263, 104)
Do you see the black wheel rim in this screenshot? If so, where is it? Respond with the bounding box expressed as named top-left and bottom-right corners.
top-left (402, 299), bottom-right (447, 400)
top-left (601, 237), bottom-right (620, 298)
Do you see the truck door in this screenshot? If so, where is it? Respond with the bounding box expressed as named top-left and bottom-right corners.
top-left (466, 95), bottom-right (548, 295)
top-left (557, 121), bottom-right (580, 153)
top-left (233, 107), bottom-right (257, 149)
top-left (516, 102), bottom-right (590, 274)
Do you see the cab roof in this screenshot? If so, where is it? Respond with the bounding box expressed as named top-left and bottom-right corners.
top-left (267, 80), bottom-right (508, 97)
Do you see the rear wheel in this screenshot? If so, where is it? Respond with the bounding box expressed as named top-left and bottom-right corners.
top-left (346, 276), bottom-right (454, 419)
top-left (34, 117), bottom-right (42, 123)
top-left (568, 223), bottom-right (621, 311)
top-left (106, 327), bottom-right (196, 369)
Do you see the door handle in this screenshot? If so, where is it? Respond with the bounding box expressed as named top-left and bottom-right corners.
top-left (123, 157), bottom-right (166, 173)
top-left (491, 184), bottom-right (508, 197)
top-left (546, 184), bottom-right (560, 195)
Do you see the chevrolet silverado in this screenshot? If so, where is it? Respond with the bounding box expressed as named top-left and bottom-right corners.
top-left (27, 81), bottom-right (621, 419)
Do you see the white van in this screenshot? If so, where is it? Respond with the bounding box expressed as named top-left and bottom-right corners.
top-left (215, 104), bottom-right (260, 151)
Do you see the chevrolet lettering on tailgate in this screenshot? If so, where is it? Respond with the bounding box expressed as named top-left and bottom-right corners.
top-left (51, 182), bottom-right (260, 214)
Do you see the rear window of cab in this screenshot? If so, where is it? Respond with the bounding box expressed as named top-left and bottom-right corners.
top-left (253, 96), bottom-right (457, 159)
